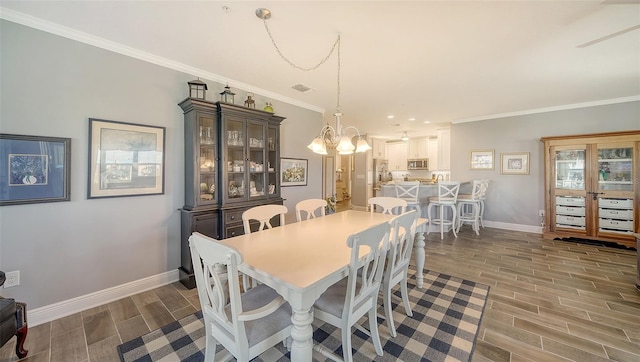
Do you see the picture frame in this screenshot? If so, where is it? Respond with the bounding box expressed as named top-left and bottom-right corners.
top-left (88, 118), bottom-right (165, 198)
top-left (470, 149), bottom-right (494, 170)
top-left (0, 134), bottom-right (71, 206)
top-left (280, 158), bottom-right (308, 186)
top-left (500, 152), bottom-right (530, 175)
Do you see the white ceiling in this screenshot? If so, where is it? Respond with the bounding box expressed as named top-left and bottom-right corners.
top-left (2, 1), bottom-right (639, 139)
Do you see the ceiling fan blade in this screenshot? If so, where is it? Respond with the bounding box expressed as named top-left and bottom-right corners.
top-left (577, 24), bottom-right (640, 47)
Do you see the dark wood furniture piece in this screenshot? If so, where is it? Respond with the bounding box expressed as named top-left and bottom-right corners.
top-left (178, 99), bottom-right (285, 288)
top-left (0, 271), bottom-right (28, 359)
top-left (540, 131), bottom-right (640, 248)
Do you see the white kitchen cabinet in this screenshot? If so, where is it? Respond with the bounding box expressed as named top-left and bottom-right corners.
top-left (427, 137), bottom-right (438, 170)
top-left (386, 142), bottom-right (408, 171)
top-left (372, 138), bottom-right (386, 159)
top-left (437, 129), bottom-right (451, 170)
top-left (408, 138), bottom-right (428, 158)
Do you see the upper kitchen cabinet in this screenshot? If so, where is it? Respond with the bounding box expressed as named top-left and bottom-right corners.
top-left (427, 137), bottom-right (438, 170)
top-left (437, 129), bottom-right (451, 170)
top-left (372, 138), bottom-right (386, 159)
top-left (541, 130), bottom-right (640, 248)
top-left (386, 142), bottom-right (408, 171)
top-left (408, 138), bottom-right (428, 159)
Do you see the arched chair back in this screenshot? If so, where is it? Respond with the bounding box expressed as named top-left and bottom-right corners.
top-left (242, 204), bottom-right (288, 234)
top-left (382, 210), bottom-right (418, 337)
top-left (189, 232), bottom-right (292, 361)
top-left (295, 199), bottom-right (327, 221)
top-left (368, 196), bottom-right (407, 215)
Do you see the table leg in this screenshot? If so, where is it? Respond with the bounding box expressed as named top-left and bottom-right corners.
top-left (290, 307), bottom-right (314, 361)
top-left (414, 228), bottom-right (426, 288)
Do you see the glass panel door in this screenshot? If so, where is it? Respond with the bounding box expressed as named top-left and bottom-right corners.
top-left (267, 125), bottom-right (278, 197)
top-left (597, 146), bottom-right (633, 192)
top-left (198, 114), bottom-right (216, 206)
top-left (225, 118), bottom-right (245, 202)
top-left (555, 149), bottom-right (585, 190)
top-left (247, 121), bottom-right (266, 199)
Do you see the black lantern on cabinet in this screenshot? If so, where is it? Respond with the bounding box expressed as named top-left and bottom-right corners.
top-left (220, 84), bottom-right (235, 104)
top-left (187, 78), bottom-right (207, 100)
top-left (244, 93), bottom-right (256, 108)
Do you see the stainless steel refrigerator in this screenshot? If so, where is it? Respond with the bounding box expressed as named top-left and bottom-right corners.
top-left (373, 159), bottom-right (390, 196)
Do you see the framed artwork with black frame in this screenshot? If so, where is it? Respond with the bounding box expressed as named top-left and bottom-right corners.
top-left (280, 158), bottom-right (308, 186)
top-left (0, 133), bottom-right (71, 206)
top-left (88, 118), bottom-right (165, 199)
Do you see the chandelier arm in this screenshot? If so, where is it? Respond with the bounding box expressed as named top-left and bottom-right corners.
top-left (262, 20), bottom-right (340, 72)
top-left (341, 125), bottom-right (362, 137)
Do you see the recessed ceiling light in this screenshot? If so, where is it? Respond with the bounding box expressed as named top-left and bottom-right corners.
top-left (409, 118), bottom-right (416, 121)
top-left (387, 115), bottom-right (395, 119)
top-left (423, 120), bottom-right (431, 124)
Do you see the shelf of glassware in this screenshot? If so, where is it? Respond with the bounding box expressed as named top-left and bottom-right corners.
top-left (597, 156), bottom-right (633, 192)
top-left (598, 198), bottom-right (635, 235)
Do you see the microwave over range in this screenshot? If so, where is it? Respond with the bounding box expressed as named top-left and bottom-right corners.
top-left (408, 159), bottom-right (429, 170)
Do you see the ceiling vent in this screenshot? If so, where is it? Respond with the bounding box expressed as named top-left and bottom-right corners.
top-left (291, 83), bottom-right (314, 93)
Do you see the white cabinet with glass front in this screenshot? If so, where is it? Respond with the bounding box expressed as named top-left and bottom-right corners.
top-left (541, 131), bottom-right (640, 248)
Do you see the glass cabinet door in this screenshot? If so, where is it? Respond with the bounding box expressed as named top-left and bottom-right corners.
top-left (554, 149), bottom-right (586, 190)
top-left (597, 145), bottom-right (633, 192)
top-left (225, 118), bottom-right (245, 202)
top-left (247, 120), bottom-right (266, 199)
top-left (267, 125), bottom-right (279, 197)
top-left (198, 114), bottom-right (217, 206)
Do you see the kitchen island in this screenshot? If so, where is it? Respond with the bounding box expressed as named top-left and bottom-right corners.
top-left (381, 180), bottom-right (472, 221)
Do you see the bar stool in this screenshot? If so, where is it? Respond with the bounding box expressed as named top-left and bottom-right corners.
top-left (479, 179), bottom-right (490, 228)
top-left (427, 181), bottom-right (460, 239)
top-left (395, 181), bottom-right (422, 217)
top-left (456, 180), bottom-right (483, 235)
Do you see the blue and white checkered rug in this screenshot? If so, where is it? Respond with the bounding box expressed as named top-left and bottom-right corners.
top-left (117, 270), bottom-right (489, 362)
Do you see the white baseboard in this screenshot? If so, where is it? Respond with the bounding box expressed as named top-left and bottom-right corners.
top-left (29, 269), bottom-right (180, 327)
top-left (484, 220), bottom-right (544, 234)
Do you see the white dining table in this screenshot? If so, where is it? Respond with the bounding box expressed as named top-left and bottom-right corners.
top-left (220, 210), bottom-right (428, 361)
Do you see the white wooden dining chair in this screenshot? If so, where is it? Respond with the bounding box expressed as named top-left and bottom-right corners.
top-left (188, 232), bottom-right (292, 362)
top-left (368, 196), bottom-right (407, 215)
top-left (395, 181), bottom-right (422, 217)
top-left (241, 204), bottom-right (288, 290)
top-left (313, 222), bottom-right (390, 362)
top-left (295, 198), bottom-right (327, 221)
top-left (242, 204), bottom-right (288, 234)
top-left (382, 210), bottom-right (418, 337)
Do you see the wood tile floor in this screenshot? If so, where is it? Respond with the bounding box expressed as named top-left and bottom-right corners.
top-left (1, 227), bottom-right (638, 361)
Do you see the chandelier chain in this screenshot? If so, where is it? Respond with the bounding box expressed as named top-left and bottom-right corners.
top-left (262, 19), bottom-right (341, 72)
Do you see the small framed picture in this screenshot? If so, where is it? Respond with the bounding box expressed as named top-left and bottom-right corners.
top-left (470, 149), bottom-right (494, 170)
top-left (280, 158), bottom-right (308, 186)
top-left (0, 134), bottom-right (71, 206)
top-left (88, 118), bottom-right (165, 198)
top-left (501, 152), bottom-right (530, 175)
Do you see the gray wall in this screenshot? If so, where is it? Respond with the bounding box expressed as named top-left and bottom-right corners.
top-left (0, 20), bottom-right (322, 309)
top-left (450, 101), bottom-right (640, 227)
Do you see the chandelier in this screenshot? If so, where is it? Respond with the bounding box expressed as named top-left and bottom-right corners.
top-left (256, 8), bottom-right (371, 155)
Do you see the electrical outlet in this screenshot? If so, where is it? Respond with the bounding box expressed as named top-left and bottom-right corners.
top-left (4, 270), bottom-right (20, 288)
top-left (538, 210), bottom-right (545, 217)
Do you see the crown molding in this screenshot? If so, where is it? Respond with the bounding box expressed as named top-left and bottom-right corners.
top-left (0, 7), bottom-right (325, 114)
top-left (452, 95), bottom-right (640, 124)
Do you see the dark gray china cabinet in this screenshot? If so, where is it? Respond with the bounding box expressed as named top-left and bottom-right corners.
top-left (178, 98), bottom-right (284, 288)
